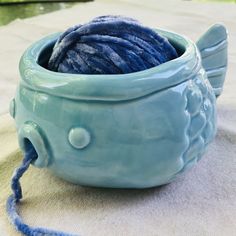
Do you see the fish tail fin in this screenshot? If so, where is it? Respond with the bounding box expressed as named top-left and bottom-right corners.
top-left (196, 24), bottom-right (228, 97)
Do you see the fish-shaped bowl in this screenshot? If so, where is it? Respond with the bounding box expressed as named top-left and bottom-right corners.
top-left (10, 24), bottom-right (228, 188)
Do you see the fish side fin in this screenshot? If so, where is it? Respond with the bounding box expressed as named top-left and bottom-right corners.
top-left (196, 24), bottom-right (228, 97)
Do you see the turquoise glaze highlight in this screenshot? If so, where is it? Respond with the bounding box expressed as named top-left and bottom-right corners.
top-left (12, 24), bottom-right (227, 188)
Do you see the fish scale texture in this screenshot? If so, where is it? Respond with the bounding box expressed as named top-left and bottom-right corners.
top-left (180, 69), bottom-right (216, 174)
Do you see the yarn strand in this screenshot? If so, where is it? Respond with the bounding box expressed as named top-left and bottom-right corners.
top-left (6, 145), bottom-right (77, 236)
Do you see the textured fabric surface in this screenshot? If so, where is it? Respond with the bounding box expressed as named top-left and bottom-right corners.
top-left (0, 0), bottom-right (236, 235)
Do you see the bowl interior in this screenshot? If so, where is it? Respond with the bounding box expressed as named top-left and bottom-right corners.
top-left (20, 29), bottom-right (198, 102)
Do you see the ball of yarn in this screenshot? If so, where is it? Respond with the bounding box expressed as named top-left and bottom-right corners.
top-left (48, 15), bottom-right (178, 74)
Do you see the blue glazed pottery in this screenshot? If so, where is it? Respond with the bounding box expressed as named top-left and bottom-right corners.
top-left (10, 24), bottom-right (227, 188)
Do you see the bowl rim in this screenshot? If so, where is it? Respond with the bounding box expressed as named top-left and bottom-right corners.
top-left (19, 28), bottom-right (201, 101)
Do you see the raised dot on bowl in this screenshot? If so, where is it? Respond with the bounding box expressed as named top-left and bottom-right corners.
top-left (68, 127), bottom-right (91, 149)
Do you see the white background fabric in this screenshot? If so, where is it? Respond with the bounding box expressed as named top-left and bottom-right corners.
top-left (0, 0), bottom-right (235, 235)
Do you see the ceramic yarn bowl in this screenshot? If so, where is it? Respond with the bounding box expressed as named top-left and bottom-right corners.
top-left (10, 24), bottom-right (228, 188)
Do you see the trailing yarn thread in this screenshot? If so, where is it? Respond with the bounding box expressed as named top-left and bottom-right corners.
top-left (48, 15), bottom-right (178, 74)
top-left (6, 144), bottom-right (77, 236)
top-left (7, 15), bottom-right (178, 235)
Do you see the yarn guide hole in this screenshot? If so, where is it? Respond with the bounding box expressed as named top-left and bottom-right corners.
top-left (23, 138), bottom-right (39, 164)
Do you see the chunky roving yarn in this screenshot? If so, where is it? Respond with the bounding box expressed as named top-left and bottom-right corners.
top-left (48, 15), bottom-right (178, 74)
top-left (7, 143), bottom-right (76, 236)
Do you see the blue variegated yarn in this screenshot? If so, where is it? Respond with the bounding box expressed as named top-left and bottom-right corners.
top-left (48, 15), bottom-right (178, 74)
top-left (6, 144), bottom-right (77, 236)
